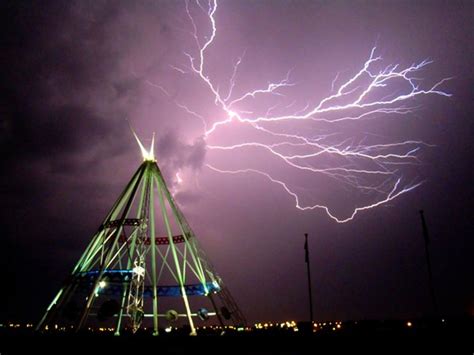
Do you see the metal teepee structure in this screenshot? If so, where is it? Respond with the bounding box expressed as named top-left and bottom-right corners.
top-left (36, 133), bottom-right (246, 335)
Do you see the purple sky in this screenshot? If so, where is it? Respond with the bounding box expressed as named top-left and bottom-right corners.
top-left (1, 0), bottom-right (473, 324)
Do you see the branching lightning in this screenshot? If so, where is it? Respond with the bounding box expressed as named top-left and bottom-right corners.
top-left (157, 0), bottom-right (451, 222)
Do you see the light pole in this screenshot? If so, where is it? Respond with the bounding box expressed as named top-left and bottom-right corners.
top-left (304, 233), bottom-right (314, 324)
top-left (419, 210), bottom-right (438, 317)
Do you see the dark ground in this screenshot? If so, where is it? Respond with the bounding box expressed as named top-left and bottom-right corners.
top-left (1, 317), bottom-right (472, 354)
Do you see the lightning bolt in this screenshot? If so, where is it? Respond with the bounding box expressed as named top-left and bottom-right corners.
top-left (156, 0), bottom-right (451, 223)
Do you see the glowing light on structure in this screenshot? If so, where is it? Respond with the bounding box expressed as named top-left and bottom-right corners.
top-left (132, 265), bottom-right (146, 278)
top-left (132, 128), bottom-right (155, 162)
top-left (156, 0), bottom-right (451, 222)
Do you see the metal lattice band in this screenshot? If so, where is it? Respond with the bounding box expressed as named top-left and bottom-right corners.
top-left (76, 270), bottom-right (221, 297)
top-left (118, 234), bottom-right (188, 245)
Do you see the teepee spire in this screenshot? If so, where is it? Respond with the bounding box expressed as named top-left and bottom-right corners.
top-left (36, 134), bottom-right (245, 335)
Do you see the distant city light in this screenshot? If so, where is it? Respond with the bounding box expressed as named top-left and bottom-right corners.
top-left (1, 318), bottom-right (455, 335)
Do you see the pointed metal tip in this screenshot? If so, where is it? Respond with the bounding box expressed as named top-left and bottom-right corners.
top-left (129, 124), bottom-right (155, 162)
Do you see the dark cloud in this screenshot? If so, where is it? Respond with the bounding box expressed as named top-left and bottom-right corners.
top-left (156, 131), bottom-right (207, 176)
top-left (2, 104), bottom-right (126, 160)
top-left (174, 190), bottom-right (202, 205)
top-left (0, 1), bottom-right (138, 162)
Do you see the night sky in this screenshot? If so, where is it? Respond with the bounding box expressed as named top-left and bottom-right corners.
top-left (1, 0), bottom-right (473, 325)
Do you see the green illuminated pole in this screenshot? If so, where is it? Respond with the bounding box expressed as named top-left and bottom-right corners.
top-left (156, 177), bottom-right (196, 335)
top-left (126, 165), bottom-right (151, 333)
top-left (149, 173), bottom-right (159, 335)
top-left (76, 164), bottom-right (146, 332)
top-left (155, 170), bottom-right (207, 285)
top-left (115, 163), bottom-right (150, 335)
